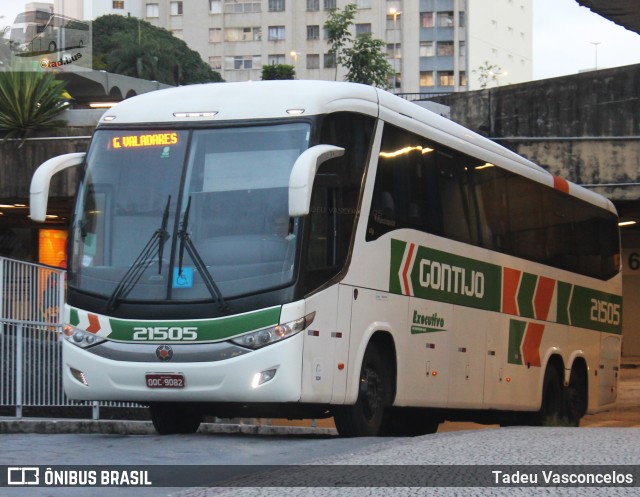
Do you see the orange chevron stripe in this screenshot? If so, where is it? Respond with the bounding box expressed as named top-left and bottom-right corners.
top-left (86, 313), bottom-right (101, 334)
top-left (522, 322), bottom-right (544, 367)
top-left (502, 267), bottom-right (521, 316)
top-left (534, 276), bottom-right (556, 321)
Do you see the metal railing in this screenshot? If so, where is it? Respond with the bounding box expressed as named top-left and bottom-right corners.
top-left (0, 256), bottom-right (141, 419)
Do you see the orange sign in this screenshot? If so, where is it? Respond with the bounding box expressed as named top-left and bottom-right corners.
top-left (39, 229), bottom-right (68, 268)
top-left (112, 132), bottom-right (178, 149)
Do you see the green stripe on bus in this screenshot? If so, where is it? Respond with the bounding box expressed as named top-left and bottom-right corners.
top-left (508, 319), bottom-right (527, 365)
top-left (106, 306), bottom-right (281, 342)
top-left (389, 238), bottom-right (407, 295)
top-left (69, 307), bottom-right (80, 327)
top-left (517, 272), bottom-right (537, 319)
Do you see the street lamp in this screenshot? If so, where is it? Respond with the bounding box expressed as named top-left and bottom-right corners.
top-left (388, 8), bottom-right (402, 92)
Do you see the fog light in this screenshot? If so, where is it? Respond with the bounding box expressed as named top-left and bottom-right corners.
top-left (251, 368), bottom-right (277, 388)
top-left (70, 367), bottom-right (89, 386)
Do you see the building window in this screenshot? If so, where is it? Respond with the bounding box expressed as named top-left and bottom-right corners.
top-left (145, 3), bottom-right (159, 17)
top-left (386, 14), bottom-right (402, 30)
top-left (437, 12), bottom-right (454, 27)
top-left (438, 71), bottom-right (455, 86)
top-left (209, 28), bottom-right (222, 43)
top-left (225, 27), bottom-right (262, 42)
top-left (210, 0), bottom-right (222, 13)
top-left (386, 44), bottom-right (401, 58)
top-left (420, 71), bottom-right (434, 86)
top-left (170, 1), bottom-right (183, 15)
top-left (268, 26), bottom-right (286, 41)
top-left (307, 25), bottom-right (320, 40)
top-left (459, 41), bottom-right (466, 58)
top-left (419, 41), bottom-right (434, 57)
top-left (356, 0), bottom-right (372, 8)
top-left (269, 0), bottom-right (285, 12)
top-left (436, 41), bottom-right (454, 56)
top-left (209, 56), bottom-right (222, 70)
top-left (324, 0), bottom-right (336, 10)
top-left (459, 71), bottom-right (467, 86)
top-left (307, 0), bottom-right (319, 11)
top-left (268, 54), bottom-right (285, 64)
top-left (420, 12), bottom-right (433, 28)
top-left (324, 52), bottom-right (336, 68)
top-left (307, 54), bottom-right (320, 69)
top-left (225, 0), bottom-right (261, 13)
top-left (112, 1), bottom-right (125, 9)
top-left (355, 23), bottom-right (371, 37)
top-left (225, 55), bottom-right (261, 70)
top-left (459, 12), bottom-right (466, 28)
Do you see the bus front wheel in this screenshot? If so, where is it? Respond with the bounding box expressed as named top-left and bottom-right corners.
top-left (149, 403), bottom-right (202, 435)
top-left (334, 344), bottom-right (391, 437)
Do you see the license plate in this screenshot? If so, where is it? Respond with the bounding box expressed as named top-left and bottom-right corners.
top-left (145, 373), bottom-right (185, 389)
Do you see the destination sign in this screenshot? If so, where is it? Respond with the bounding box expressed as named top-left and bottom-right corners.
top-left (112, 132), bottom-right (178, 149)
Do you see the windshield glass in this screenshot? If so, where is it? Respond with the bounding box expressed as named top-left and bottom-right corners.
top-left (69, 123), bottom-right (310, 303)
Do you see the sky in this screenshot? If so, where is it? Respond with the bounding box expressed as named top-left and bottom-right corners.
top-left (2, 0), bottom-right (640, 80)
top-left (533, 0), bottom-right (640, 80)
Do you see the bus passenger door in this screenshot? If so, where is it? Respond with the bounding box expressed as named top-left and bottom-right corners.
top-left (447, 307), bottom-right (487, 408)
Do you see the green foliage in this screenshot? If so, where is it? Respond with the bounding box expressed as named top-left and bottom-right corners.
top-left (261, 64), bottom-right (296, 80)
top-left (0, 70), bottom-right (69, 144)
top-left (344, 34), bottom-right (393, 89)
top-left (472, 61), bottom-right (502, 89)
top-left (92, 15), bottom-right (223, 84)
top-left (324, 4), bottom-right (392, 88)
top-left (324, 3), bottom-right (358, 79)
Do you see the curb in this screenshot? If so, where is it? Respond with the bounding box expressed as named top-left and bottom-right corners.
top-left (0, 418), bottom-right (337, 436)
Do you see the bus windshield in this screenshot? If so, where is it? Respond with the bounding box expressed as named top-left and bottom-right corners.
top-left (69, 122), bottom-right (310, 304)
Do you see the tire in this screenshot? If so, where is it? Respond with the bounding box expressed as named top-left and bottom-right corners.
top-left (536, 363), bottom-right (566, 426)
top-left (149, 403), bottom-right (202, 435)
top-left (565, 367), bottom-right (588, 427)
top-left (334, 344), bottom-right (391, 437)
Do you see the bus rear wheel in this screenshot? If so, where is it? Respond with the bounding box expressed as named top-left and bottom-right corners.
top-left (536, 363), bottom-right (566, 425)
top-left (334, 344), bottom-right (390, 437)
top-left (149, 403), bottom-right (202, 435)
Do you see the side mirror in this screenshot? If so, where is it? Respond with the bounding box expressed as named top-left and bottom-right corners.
top-left (30, 152), bottom-right (86, 222)
top-left (288, 145), bottom-right (345, 217)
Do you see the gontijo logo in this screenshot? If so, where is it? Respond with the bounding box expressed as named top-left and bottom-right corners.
top-left (390, 239), bottom-right (622, 335)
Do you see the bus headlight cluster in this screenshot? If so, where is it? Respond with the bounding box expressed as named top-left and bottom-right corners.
top-left (231, 312), bottom-right (315, 350)
top-left (63, 325), bottom-right (106, 349)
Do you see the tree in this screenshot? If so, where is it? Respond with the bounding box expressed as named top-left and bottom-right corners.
top-left (324, 4), bottom-right (393, 89)
top-left (92, 15), bottom-right (223, 85)
top-left (0, 70), bottom-right (69, 145)
top-left (324, 3), bottom-right (358, 81)
top-left (473, 61), bottom-right (503, 89)
top-left (343, 34), bottom-right (392, 89)
top-left (261, 64), bottom-right (296, 80)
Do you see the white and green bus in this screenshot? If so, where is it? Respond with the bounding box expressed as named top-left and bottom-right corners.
top-left (30, 81), bottom-right (622, 436)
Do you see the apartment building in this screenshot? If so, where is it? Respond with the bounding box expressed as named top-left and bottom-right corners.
top-left (54, 0), bottom-right (532, 93)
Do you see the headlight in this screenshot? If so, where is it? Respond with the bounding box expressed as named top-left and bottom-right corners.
top-left (231, 312), bottom-right (316, 350)
top-left (63, 325), bottom-right (106, 348)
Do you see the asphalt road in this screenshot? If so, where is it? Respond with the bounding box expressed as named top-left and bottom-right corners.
top-left (1, 364), bottom-right (638, 497)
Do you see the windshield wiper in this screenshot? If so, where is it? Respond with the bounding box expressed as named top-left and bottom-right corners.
top-left (177, 196), bottom-right (229, 313)
top-left (106, 196), bottom-right (171, 312)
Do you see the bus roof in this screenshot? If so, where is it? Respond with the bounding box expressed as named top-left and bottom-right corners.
top-left (99, 80), bottom-right (615, 214)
